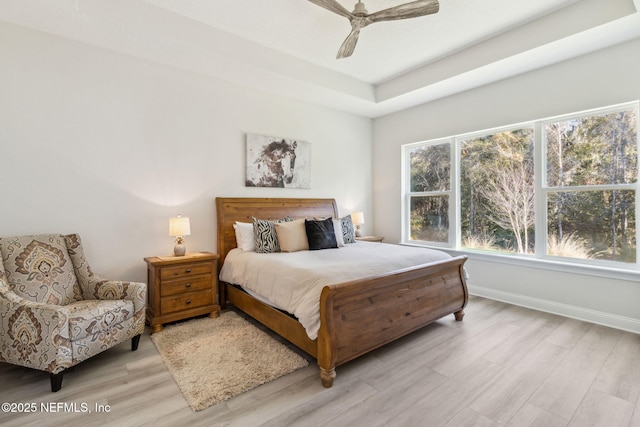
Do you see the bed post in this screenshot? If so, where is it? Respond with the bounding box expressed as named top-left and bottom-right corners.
top-left (454, 261), bottom-right (469, 321)
top-left (318, 286), bottom-right (337, 387)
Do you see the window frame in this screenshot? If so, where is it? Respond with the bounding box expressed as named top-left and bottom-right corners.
top-left (401, 101), bottom-right (640, 274)
top-left (403, 138), bottom-right (455, 249)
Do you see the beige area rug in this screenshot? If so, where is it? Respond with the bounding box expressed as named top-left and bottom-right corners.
top-left (151, 311), bottom-right (309, 411)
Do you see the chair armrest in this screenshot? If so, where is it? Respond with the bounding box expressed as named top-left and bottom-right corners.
top-left (86, 279), bottom-right (147, 317)
top-left (0, 288), bottom-right (72, 373)
top-left (62, 234), bottom-right (146, 315)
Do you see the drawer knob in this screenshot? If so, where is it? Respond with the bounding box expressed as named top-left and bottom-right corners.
top-left (185, 283), bottom-right (191, 288)
top-left (185, 299), bottom-right (191, 304)
top-left (185, 268), bottom-right (191, 273)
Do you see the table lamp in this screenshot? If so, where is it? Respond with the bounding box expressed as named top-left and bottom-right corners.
top-left (169, 215), bottom-right (191, 256)
top-left (351, 211), bottom-right (364, 237)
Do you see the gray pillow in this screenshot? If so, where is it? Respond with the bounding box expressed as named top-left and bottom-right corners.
top-left (340, 215), bottom-right (356, 244)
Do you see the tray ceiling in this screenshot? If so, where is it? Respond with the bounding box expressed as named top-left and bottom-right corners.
top-left (1, 0), bottom-right (639, 117)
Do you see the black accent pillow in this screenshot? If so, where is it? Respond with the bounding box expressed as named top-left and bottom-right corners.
top-left (305, 217), bottom-right (338, 250)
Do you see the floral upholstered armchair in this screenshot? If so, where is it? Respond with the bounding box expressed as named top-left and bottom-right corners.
top-left (0, 234), bottom-right (146, 392)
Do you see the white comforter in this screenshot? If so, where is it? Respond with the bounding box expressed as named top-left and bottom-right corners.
top-left (219, 241), bottom-right (452, 340)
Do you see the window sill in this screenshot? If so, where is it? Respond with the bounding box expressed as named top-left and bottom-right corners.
top-left (400, 241), bottom-right (640, 283)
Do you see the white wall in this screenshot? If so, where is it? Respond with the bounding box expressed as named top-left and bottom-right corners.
top-left (0, 22), bottom-right (372, 283)
top-left (373, 38), bottom-right (640, 332)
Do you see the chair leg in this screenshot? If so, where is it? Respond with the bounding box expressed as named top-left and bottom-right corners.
top-left (131, 334), bottom-right (141, 351)
top-left (50, 371), bottom-right (64, 392)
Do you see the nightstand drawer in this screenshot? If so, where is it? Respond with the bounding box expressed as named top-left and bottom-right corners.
top-left (160, 261), bottom-right (212, 280)
top-left (160, 289), bottom-right (213, 314)
top-left (161, 275), bottom-right (212, 297)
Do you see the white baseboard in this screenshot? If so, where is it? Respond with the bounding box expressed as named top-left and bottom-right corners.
top-left (470, 285), bottom-right (640, 334)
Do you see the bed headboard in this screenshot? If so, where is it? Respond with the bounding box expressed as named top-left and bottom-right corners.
top-left (215, 197), bottom-right (339, 264)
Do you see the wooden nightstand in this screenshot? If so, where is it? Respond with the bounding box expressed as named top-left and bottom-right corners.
top-left (144, 252), bottom-right (220, 334)
top-left (355, 236), bottom-right (384, 242)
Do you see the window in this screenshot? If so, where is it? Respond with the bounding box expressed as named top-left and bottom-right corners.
top-left (544, 109), bottom-right (638, 263)
top-left (407, 143), bottom-right (450, 244)
top-left (460, 128), bottom-right (534, 254)
top-left (403, 102), bottom-right (639, 269)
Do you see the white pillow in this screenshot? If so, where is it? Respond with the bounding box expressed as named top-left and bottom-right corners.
top-left (333, 218), bottom-right (345, 247)
top-left (233, 221), bottom-right (255, 251)
top-left (275, 219), bottom-right (309, 252)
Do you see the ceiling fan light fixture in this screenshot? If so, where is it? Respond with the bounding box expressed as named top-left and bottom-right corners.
top-left (353, 1), bottom-right (368, 15)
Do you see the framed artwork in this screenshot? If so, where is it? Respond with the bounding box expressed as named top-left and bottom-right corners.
top-left (245, 133), bottom-right (311, 189)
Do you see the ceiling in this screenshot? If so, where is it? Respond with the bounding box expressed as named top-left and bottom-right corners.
top-left (1, 0), bottom-right (639, 117)
top-left (143, 0), bottom-right (575, 84)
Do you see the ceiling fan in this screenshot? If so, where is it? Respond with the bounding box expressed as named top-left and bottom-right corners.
top-left (308, 0), bottom-right (440, 59)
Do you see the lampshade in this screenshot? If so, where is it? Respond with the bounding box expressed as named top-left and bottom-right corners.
top-left (169, 216), bottom-right (191, 237)
top-left (351, 212), bottom-right (365, 225)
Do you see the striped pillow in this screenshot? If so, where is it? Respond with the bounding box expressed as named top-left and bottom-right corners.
top-left (252, 216), bottom-right (292, 253)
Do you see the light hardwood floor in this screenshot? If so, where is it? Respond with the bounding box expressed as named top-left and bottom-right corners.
top-left (1, 296), bottom-right (640, 427)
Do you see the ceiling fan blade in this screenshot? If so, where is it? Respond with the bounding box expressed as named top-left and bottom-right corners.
top-left (337, 28), bottom-right (360, 59)
top-left (368, 0), bottom-right (439, 23)
top-left (307, 0), bottom-right (353, 19)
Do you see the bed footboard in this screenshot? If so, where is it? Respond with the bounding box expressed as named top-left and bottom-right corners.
top-left (317, 255), bottom-right (468, 387)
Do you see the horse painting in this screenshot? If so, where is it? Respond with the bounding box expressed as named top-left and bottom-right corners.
top-left (246, 134), bottom-right (311, 189)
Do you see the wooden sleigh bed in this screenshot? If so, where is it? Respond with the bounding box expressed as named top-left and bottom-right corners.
top-left (216, 197), bottom-right (468, 388)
